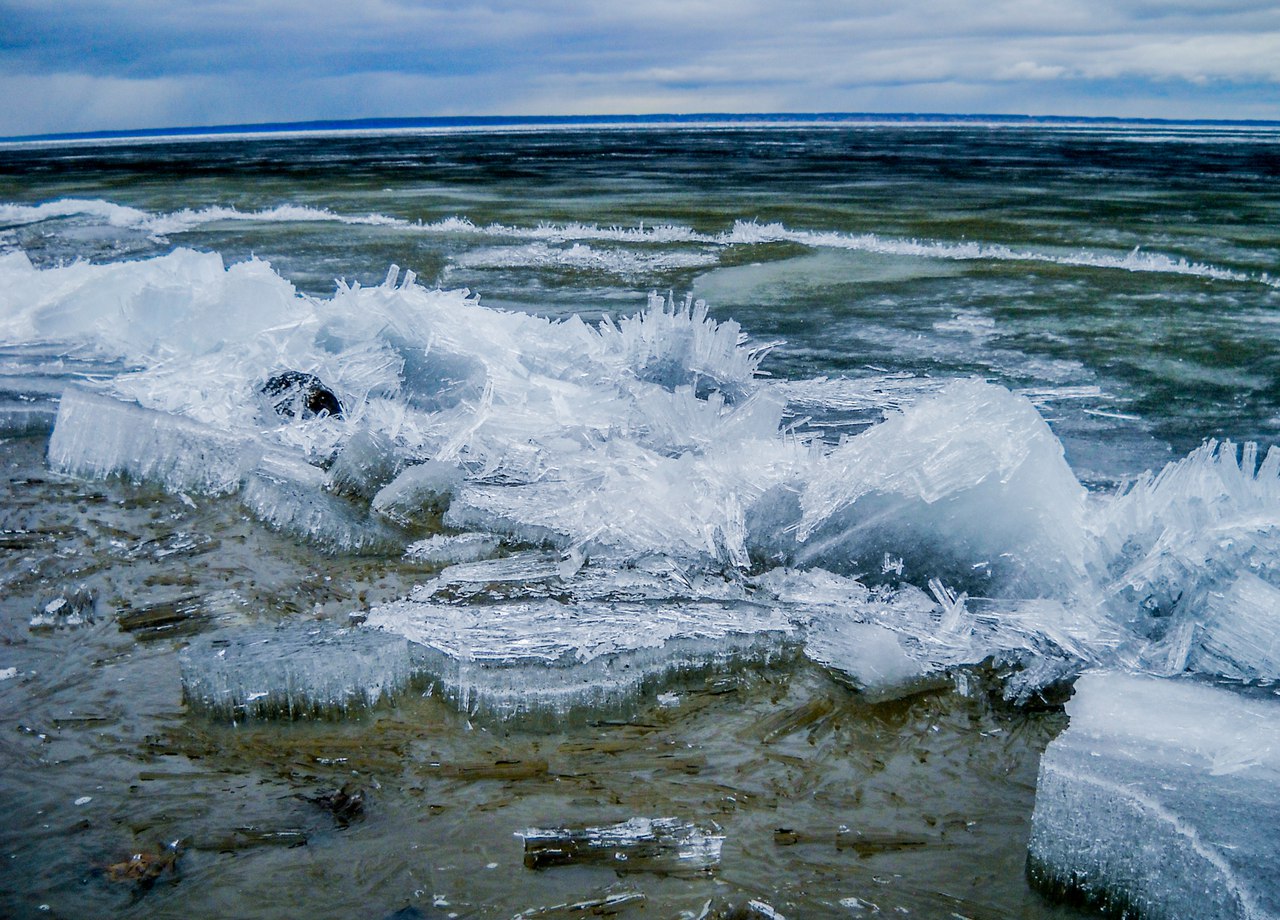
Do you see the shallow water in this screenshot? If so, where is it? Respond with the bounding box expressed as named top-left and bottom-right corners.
top-left (2, 123), bottom-right (1279, 918)
top-left (0, 431), bottom-right (1074, 918)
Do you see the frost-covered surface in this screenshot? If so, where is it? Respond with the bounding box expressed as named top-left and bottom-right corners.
top-left (179, 623), bottom-right (413, 720)
top-left (1028, 672), bottom-right (1280, 920)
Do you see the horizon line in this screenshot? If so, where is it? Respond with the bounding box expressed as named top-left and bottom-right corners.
top-left (6, 111), bottom-right (1280, 146)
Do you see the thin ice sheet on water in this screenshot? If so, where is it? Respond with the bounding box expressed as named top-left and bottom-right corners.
top-left (365, 594), bottom-right (794, 723)
top-left (179, 622), bottom-right (413, 721)
top-left (1028, 672), bottom-right (1280, 920)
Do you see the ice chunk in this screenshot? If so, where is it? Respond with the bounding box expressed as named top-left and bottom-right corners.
top-left (1027, 672), bottom-right (1280, 920)
top-left (47, 387), bottom-right (261, 494)
top-left (760, 380), bottom-right (1089, 597)
top-left (804, 622), bottom-right (942, 701)
top-left (1193, 574), bottom-right (1280, 680)
top-left (0, 400), bottom-right (57, 436)
top-left (326, 427), bottom-right (400, 500)
top-left (29, 585), bottom-right (97, 630)
top-left (519, 816), bottom-right (723, 875)
top-left (179, 623), bottom-right (413, 721)
top-left (365, 596), bottom-right (795, 724)
top-left (371, 461), bottom-right (462, 524)
top-left (240, 453), bottom-right (408, 555)
top-left (1094, 441), bottom-right (1280, 682)
top-left (403, 532), bottom-right (503, 566)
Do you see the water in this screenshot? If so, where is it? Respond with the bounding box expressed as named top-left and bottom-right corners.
top-left (1, 122), bottom-right (1278, 918)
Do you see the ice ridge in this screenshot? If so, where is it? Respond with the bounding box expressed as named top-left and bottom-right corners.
top-left (5, 197), bottom-right (1274, 288)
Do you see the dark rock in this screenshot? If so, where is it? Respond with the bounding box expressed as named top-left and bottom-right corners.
top-left (262, 371), bottom-right (343, 421)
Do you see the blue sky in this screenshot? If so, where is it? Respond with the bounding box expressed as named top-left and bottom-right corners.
top-left (1, 0), bottom-right (1278, 136)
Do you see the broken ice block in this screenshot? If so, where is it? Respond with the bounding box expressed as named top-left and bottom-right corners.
top-left (403, 532), bottom-right (502, 565)
top-left (1027, 672), bottom-right (1280, 920)
top-left (29, 585), bottom-right (98, 629)
top-left (241, 453), bottom-right (408, 555)
top-left (371, 460), bottom-right (461, 524)
top-left (519, 816), bottom-right (723, 875)
top-left (803, 621), bottom-right (942, 702)
top-left (765, 380), bottom-right (1089, 597)
top-left (1193, 573), bottom-right (1280, 681)
top-left (180, 623), bottom-right (413, 720)
top-left (365, 597), bottom-right (795, 724)
top-left (0, 399), bottom-right (57, 436)
top-left (47, 386), bottom-right (261, 494)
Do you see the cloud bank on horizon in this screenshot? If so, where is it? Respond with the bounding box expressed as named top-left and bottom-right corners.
top-left (1, 0), bottom-right (1278, 136)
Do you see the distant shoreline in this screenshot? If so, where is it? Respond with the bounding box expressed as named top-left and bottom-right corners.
top-left (5, 112), bottom-right (1280, 147)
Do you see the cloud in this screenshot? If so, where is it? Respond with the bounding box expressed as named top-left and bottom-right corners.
top-left (0, 0), bottom-right (1276, 134)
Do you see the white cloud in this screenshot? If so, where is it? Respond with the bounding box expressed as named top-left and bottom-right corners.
top-left (0, 0), bottom-right (1277, 134)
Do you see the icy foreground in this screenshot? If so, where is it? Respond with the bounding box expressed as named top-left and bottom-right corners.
top-left (1028, 673), bottom-right (1280, 920)
top-left (13, 248), bottom-right (1280, 711)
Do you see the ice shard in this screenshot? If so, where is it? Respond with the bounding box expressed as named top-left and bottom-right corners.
top-left (1027, 672), bottom-right (1280, 920)
top-left (47, 386), bottom-right (261, 494)
top-left (365, 595), bottom-right (796, 724)
top-left (757, 380), bottom-right (1090, 597)
top-left (179, 623), bottom-right (414, 721)
top-left (240, 452), bottom-right (408, 555)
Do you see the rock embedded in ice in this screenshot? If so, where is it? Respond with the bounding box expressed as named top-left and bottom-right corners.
top-left (179, 623), bottom-right (413, 720)
top-left (365, 596), bottom-right (795, 724)
top-left (519, 816), bottom-right (723, 875)
top-left (1027, 672), bottom-right (1280, 920)
top-left (260, 370), bottom-right (343, 421)
top-left (48, 386), bottom-right (261, 494)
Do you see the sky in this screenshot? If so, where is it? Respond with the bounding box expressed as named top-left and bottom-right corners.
top-left (1, 0), bottom-right (1278, 137)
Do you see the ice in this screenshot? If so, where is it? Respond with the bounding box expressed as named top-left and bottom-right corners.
top-left (803, 622), bottom-right (942, 701)
top-left (1194, 574), bottom-right (1280, 680)
top-left (1094, 440), bottom-right (1280, 681)
top-left (48, 386), bottom-right (261, 494)
top-left (403, 532), bottom-right (503, 565)
top-left (179, 622), bottom-right (414, 721)
top-left (371, 461), bottom-right (462, 524)
top-left (1028, 672), bottom-right (1280, 920)
top-left (519, 816), bottom-right (723, 875)
top-left (29, 585), bottom-right (98, 630)
top-left (241, 453), bottom-right (408, 555)
top-left (365, 596), bottom-right (795, 724)
top-left (757, 380), bottom-right (1090, 597)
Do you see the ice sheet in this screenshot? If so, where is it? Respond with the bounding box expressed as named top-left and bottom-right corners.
top-left (1028, 672), bottom-right (1280, 920)
top-left (179, 623), bottom-right (413, 721)
top-left (365, 596), bottom-right (796, 723)
top-left (48, 386), bottom-right (261, 494)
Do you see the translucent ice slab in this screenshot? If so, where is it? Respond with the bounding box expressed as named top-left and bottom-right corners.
top-left (179, 623), bottom-right (413, 721)
top-left (365, 596), bottom-right (796, 724)
top-left (751, 380), bottom-right (1090, 597)
top-left (1028, 672), bottom-right (1280, 920)
top-left (240, 452), bottom-right (408, 555)
top-left (48, 386), bottom-right (261, 494)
